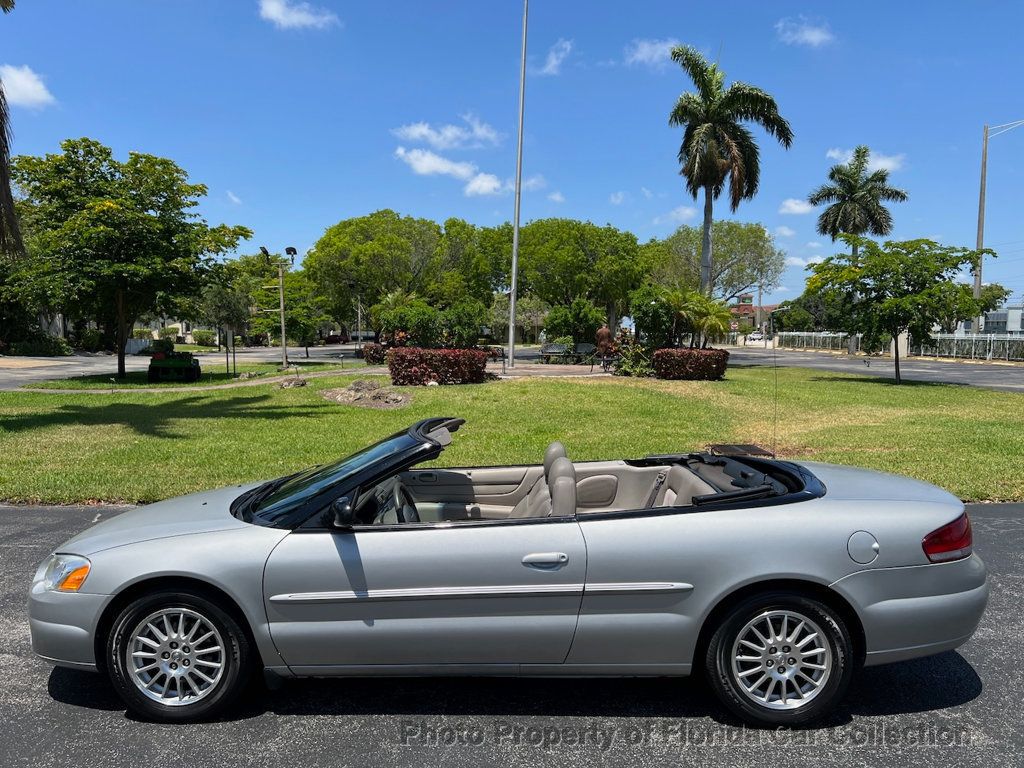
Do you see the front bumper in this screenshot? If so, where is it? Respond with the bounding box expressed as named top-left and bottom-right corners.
top-left (830, 553), bottom-right (989, 666)
top-left (28, 578), bottom-right (110, 671)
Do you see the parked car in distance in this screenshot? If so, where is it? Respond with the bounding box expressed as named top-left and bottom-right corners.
top-left (746, 331), bottom-right (765, 342)
top-left (29, 418), bottom-right (987, 726)
top-left (324, 332), bottom-right (349, 345)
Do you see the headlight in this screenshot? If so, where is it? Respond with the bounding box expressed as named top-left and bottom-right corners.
top-left (41, 554), bottom-right (91, 592)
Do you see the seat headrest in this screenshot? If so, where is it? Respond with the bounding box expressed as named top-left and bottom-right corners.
top-left (544, 441), bottom-right (567, 479)
top-left (548, 456), bottom-right (577, 517)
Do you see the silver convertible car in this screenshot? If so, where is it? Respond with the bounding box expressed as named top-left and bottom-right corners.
top-left (29, 417), bottom-right (988, 726)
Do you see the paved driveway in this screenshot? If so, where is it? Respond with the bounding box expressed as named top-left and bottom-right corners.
top-left (1, 503), bottom-right (1020, 767)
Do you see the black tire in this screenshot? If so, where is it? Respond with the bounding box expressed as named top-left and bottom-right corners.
top-left (106, 591), bottom-right (251, 722)
top-left (704, 591), bottom-right (853, 727)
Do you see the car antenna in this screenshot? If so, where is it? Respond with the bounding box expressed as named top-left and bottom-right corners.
top-left (770, 307), bottom-right (789, 459)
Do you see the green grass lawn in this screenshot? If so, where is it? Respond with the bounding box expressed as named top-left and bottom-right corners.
top-left (1, 366), bottom-right (1022, 503)
top-left (25, 361), bottom-right (361, 389)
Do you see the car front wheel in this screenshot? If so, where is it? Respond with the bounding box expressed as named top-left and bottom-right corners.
top-left (705, 592), bottom-right (853, 727)
top-left (106, 591), bottom-right (250, 722)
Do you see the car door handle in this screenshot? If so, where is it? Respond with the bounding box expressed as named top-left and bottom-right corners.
top-left (522, 552), bottom-right (569, 567)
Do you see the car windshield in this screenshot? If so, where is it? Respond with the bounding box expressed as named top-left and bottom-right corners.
top-left (246, 431), bottom-right (421, 525)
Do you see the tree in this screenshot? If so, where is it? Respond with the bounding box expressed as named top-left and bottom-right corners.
top-left (669, 45), bottom-right (793, 294)
top-left (543, 298), bottom-right (605, 346)
top-left (933, 282), bottom-right (1011, 333)
top-left (657, 220), bottom-right (785, 301)
top-left (808, 146), bottom-right (908, 262)
top-left (10, 138), bottom-right (251, 376)
top-left (0, 0), bottom-right (22, 256)
top-left (250, 270), bottom-right (330, 357)
top-left (199, 262), bottom-right (257, 346)
top-left (807, 236), bottom-right (989, 383)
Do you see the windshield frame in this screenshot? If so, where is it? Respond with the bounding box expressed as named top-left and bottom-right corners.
top-left (232, 418), bottom-right (457, 529)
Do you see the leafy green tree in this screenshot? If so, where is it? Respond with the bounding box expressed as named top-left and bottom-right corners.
top-left (629, 284), bottom-right (676, 349)
top-left (657, 220), bottom-right (784, 301)
top-left (10, 138), bottom-right (251, 376)
top-left (684, 291), bottom-right (733, 347)
top-left (669, 45), bottom-right (793, 294)
top-left (543, 298), bottom-right (605, 347)
top-left (933, 282), bottom-right (1011, 333)
top-left (807, 236), bottom-right (989, 383)
top-left (440, 300), bottom-right (487, 348)
top-left (199, 262), bottom-right (256, 345)
top-left (250, 270), bottom-right (330, 357)
top-left (488, 291), bottom-right (549, 344)
top-left (807, 146), bottom-right (908, 260)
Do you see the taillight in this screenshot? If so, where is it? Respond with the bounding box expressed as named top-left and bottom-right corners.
top-left (922, 512), bottom-right (973, 563)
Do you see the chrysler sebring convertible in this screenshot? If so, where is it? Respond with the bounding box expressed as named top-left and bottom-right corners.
top-left (29, 417), bottom-right (987, 726)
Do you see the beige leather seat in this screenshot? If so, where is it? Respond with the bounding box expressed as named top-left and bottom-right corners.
top-left (653, 464), bottom-right (716, 507)
top-left (509, 441), bottom-right (567, 518)
top-left (547, 457), bottom-right (577, 517)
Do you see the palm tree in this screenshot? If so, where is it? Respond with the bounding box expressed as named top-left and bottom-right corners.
top-left (0, 0), bottom-right (22, 256)
top-left (807, 145), bottom-right (908, 259)
top-left (669, 46), bottom-right (793, 295)
top-left (683, 291), bottom-right (732, 348)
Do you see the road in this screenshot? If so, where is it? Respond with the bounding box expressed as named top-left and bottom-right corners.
top-left (1, 503), bottom-right (1020, 768)
top-left (728, 345), bottom-right (1024, 392)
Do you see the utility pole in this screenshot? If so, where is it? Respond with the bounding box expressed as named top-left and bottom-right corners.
top-left (507, 0), bottom-right (528, 368)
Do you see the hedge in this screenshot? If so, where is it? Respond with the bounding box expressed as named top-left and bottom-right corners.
top-left (652, 348), bottom-right (729, 380)
top-left (361, 343), bottom-right (387, 364)
top-left (191, 330), bottom-right (216, 347)
top-left (387, 347), bottom-right (489, 385)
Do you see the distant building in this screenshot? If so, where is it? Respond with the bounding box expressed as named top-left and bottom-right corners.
top-left (955, 296), bottom-right (1024, 335)
top-left (729, 293), bottom-right (778, 326)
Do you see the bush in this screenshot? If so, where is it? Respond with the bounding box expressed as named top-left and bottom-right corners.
top-left (651, 348), bottom-right (729, 380)
top-left (613, 342), bottom-right (653, 377)
top-left (158, 327), bottom-right (180, 341)
top-left (440, 300), bottom-right (487, 349)
top-left (73, 327), bottom-right (107, 352)
top-left (8, 331), bottom-right (72, 357)
top-left (630, 284), bottom-right (675, 349)
top-left (361, 342), bottom-right (387, 364)
top-left (544, 298), bottom-right (604, 346)
top-left (387, 347), bottom-right (488, 385)
top-left (149, 338), bottom-right (175, 355)
top-left (191, 330), bottom-right (215, 347)
top-left (132, 328), bottom-right (154, 340)
top-left (379, 304), bottom-right (441, 348)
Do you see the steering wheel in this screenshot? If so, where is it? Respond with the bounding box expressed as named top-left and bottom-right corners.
top-left (391, 481), bottom-right (420, 523)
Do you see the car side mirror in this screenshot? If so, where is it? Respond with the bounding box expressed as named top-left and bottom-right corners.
top-left (331, 496), bottom-right (355, 528)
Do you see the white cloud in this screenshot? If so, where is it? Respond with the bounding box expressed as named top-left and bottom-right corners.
top-left (624, 38), bottom-right (680, 69)
top-left (226, 191), bottom-right (242, 205)
top-left (779, 198), bottom-right (814, 215)
top-left (785, 255), bottom-right (823, 267)
top-left (825, 147), bottom-right (906, 172)
top-left (775, 286), bottom-right (790, 292)
top-left (609, 191), bottom-right (625, 205)
top-left (548, 191), bottom-right (565, 203)
top-left (394, 146), bottom-right (475, 180)
top-left (537, 38), bottom-right (573, 76)
top-left (0, 64), bottom-right (56, 108)
top-left (392, 113), bottom-right (500, 151)
top-left (775, 16), bottom-right (834, 47)
top-left (522, 174), bottom-right (547, 192)
top-left (259, 0), bottom-right (338, 29)
top-left (806, 241), bottom-right (822, 248)
top-left (653, 205), bottom-right (696, 225)
top-left (464, 173), bottom-right (503, 197)
top-left (775, 225), bottom-right (795, 237)
top-left (641, 186), bottom-right (653, 200)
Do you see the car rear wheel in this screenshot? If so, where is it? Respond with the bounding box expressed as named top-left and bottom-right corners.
top-left (106, 591), bottom-right (250, 722)
top-left (705, 592), bottom-right (853, 727)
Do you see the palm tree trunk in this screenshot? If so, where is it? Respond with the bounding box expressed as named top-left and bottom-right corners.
top-left (847, 239), bottom-right (860, 354)
top-left (700, 186), bottom-right (713, 295)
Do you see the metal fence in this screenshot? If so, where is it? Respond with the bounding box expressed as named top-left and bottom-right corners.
top-left (774, 332), bottom-right (856, 351)
top-left (917, 333), bottom-right (1024, 362)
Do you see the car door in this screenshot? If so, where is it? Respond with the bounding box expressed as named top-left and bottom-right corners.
top-left (262, 518), bottom-right (587, 673)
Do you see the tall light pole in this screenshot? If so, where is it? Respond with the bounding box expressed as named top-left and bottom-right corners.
top-left (974, 118), bottom-right (1024, 333)
top-left (260, 245), bottom-right (295, 368)
top-left (507, 0), bottom-right (528, 367)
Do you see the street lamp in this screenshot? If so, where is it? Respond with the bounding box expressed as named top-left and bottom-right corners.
top-left (260, 245), bottom-right (295, 369)
top-left (973, 118), bottom-right (1024, 333)
top-left (507, 0), bottom-right (529, 367)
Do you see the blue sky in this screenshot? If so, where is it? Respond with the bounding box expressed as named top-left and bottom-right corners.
top-left (3, 0), bottom-right (1023, 303)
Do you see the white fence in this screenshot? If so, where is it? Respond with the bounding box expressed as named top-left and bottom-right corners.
top-left (917, 333), bottom-right (1024, 362)
top-left (773, 332), bottom-right (857, 352)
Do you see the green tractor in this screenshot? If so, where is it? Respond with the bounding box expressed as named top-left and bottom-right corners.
top-left (147, 349), bottom-right (201, 383)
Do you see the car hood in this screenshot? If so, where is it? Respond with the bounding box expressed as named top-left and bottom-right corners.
top-left (55, 483), bottom-right (261, 556)
top-left (799, 461), bottom-right (962, 508)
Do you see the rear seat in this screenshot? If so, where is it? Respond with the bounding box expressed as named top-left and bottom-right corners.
top-left (650, 464), bottom-right (716, 507)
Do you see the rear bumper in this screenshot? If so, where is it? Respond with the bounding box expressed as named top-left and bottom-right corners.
top-left (28, 581), bottom-right (110, 671)
top-left (830, 554), bottom-right (988, 666)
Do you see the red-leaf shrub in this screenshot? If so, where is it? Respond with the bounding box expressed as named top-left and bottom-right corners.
top-left (387, 347), bottom-right (489, 385)
top-left (361, 343), bottom-right (387, 365)
top-left (652, 348), bottom-right (729, 380)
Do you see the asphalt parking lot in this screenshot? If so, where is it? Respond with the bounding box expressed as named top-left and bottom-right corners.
top-left (2, 503), bottom-right (1021, 768)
